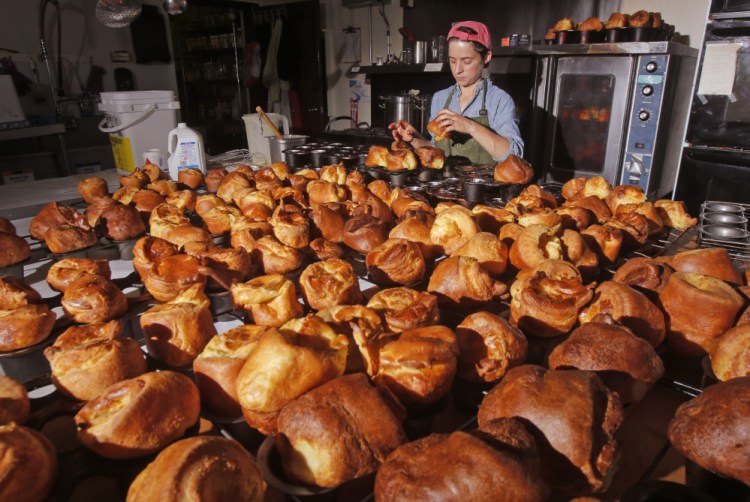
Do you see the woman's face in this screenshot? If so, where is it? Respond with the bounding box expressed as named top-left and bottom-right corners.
top-left (448, 40), bottom-right (490, 88)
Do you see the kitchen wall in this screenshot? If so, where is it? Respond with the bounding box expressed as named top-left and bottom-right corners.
top-left (1, 0), bottom-right (178, 122)
top-left (320, 0), bottom-right (403, 129)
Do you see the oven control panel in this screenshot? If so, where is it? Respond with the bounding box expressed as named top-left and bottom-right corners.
top-left (621, 54), bottom-right (669, 193)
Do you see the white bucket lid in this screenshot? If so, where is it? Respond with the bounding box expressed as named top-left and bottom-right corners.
top-left (100, 90), bottom-right (176, 104)
top-left (99, 90), bottom-right (180, 113)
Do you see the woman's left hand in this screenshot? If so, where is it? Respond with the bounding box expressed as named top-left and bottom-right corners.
top-left (435, 109), bottom-right (477, 136)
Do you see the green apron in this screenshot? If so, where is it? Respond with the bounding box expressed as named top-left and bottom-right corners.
top-left (434, 78), bottom-right (495, 165)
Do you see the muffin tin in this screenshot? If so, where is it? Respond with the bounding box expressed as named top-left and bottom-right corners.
top-left (2, 172), bottom-right (744, 501)
top-left (282, 141), bottom-right (373, 170)
top-left (547, 26), bottom-right (673, 45)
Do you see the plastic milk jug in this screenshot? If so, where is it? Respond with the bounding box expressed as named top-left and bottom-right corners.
top-left (167, 123), bottom-right (207, 180)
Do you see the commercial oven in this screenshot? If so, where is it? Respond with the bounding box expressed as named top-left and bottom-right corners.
top-left (535, 42), bottom-right (698, 199)
top-left (677, 15), bottom-right (750, 212)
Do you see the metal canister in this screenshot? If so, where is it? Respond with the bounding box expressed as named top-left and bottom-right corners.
top-left (413, 41), bottom-right (427, 64)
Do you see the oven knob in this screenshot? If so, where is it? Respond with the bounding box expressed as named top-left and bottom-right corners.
top-left (646, 61), bottom-right (658, 73)
top-left (642, 85), bottom-right (654, 96)
top-left (638, 110), bottom-right (650, 121)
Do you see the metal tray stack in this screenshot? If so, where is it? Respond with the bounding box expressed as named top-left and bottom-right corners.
top-left (698, 201), bottom-right (750, 267)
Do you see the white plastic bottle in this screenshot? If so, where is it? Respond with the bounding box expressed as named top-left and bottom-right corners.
top-left (167, 122), bottom-right (207, 181)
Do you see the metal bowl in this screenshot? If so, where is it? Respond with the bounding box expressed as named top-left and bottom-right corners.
top-left (389, 171), bottom-right (409, 187)
top-left (256, 436), bottom-right (337, 497)
top-left (702, 202), bottom-right (744, 213)
top-left (462, 178), bottom-right (487, 203)
top-left (701, 212), bottom-right (748, 227)
top-left (700, 225), bottom-right (750, 241)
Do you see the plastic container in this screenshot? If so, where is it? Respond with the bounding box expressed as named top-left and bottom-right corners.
top-left (98, 91), bottom-right (180, 175)
top-left (167, 123), bottom-right (207, 181)
top-left (242, 113), bottom-right (290, 166)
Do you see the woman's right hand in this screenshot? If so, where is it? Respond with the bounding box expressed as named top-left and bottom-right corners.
top-left (388, 120), bottom-right (417, 142)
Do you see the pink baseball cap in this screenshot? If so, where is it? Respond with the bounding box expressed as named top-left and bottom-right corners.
top-left (447, 21), bottom-right (492, 49)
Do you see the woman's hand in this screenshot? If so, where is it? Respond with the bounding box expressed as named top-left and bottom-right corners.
top-left (388, 120), bottom-right (417, 142)
top-left (435, 109), bottom-right (478, 136)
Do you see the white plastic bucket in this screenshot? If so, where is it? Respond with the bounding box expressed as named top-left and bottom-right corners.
top-left (98, 91), bottom-right (180, 175)
top-left (242, 113), bottom-right (290, 166)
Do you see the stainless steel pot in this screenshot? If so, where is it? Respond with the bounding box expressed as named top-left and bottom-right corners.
top-left (379, 94), bottom-right (431, 134)
top-left (379, 94), bottom-right (415, 127)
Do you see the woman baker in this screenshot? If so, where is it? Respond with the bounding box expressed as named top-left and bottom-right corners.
top-left (389, 21), bottom-right (524, 164)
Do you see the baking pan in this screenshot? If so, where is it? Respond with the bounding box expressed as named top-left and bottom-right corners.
top-left (685, 459), bottom-right (750, 502)
top-left (580, 29), bottom-right (605, 43)
top-left (257, 436), bottom-right (339, 498)
top-left (555, 30), bottom-right (581, 44)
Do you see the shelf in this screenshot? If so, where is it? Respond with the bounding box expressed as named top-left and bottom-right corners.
top-left (350, 62), bottom-right (448, 75)
top-left (183, 78), bottom-right (240, 85)
top-left (179, 48), bottom-right (242, 58)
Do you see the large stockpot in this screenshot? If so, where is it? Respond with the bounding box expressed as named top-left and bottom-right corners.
top-left (379, 94), bottom-right (432, 136)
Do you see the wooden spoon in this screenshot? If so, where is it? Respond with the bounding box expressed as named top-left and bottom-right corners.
top-left (255, 106), bottom-right (284, 140)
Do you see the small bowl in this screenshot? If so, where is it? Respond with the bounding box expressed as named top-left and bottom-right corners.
top-left (605, 27), bottom-right (630, 43)
top-left (217, 416), bottom-right (266, 451)
top-left (339, 155), bottom-right (358, 170)
top-left (685, 458), bottom-right (750, 501)
top-left (621, 480), bottom-right (719, 502)
top-left (417, 168), bottom-right (437, 182)
top-left (702, 202), bottom-right (745, 213)
top-left (0, 335), bottom-right (57, 384)
top-left (580, 29), bottom-right (605, 43)
top-left (701, 212), bottom-right (748, 227)
top-left (257, 436), bottom-right (337, 497)
top-left (630, 27), bottom-right (658, 42)
top-left (208, 290), bottom-right (234, 317)
top-left (389, 171), bottom-right (409, 187)
top-left (284, 150), bottom-right (311, 168)
top-left (555, 30), bottom-right (581, 44)
top-left (462, 178), bottom-right (487, 203)
top-left (310, 149), bottom-right (328, 168)
top-left (700, 225), bottom-right (750, 241)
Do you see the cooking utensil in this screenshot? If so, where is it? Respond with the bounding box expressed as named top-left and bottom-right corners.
top-left (256, 106), bottom-right (284, 141)
top-left (163, 0), bottom-right (187, 15)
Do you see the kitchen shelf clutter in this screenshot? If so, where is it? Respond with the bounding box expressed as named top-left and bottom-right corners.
top-left (170, 6), bottom-right (249, 154)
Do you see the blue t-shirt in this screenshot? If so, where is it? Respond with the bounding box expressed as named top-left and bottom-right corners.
top-left (429, 78), bottom-right (524, 162)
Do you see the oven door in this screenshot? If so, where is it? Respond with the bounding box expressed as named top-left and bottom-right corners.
top-left (711, 0), bottom-right (750, 14)
top-left (687, 19), bottom-right (750, 148)
top-left (543, 56), bottom-right (635, 185)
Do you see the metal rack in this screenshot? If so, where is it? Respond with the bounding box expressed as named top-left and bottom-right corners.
top-left (697, 201), bottom-right (750, 267)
